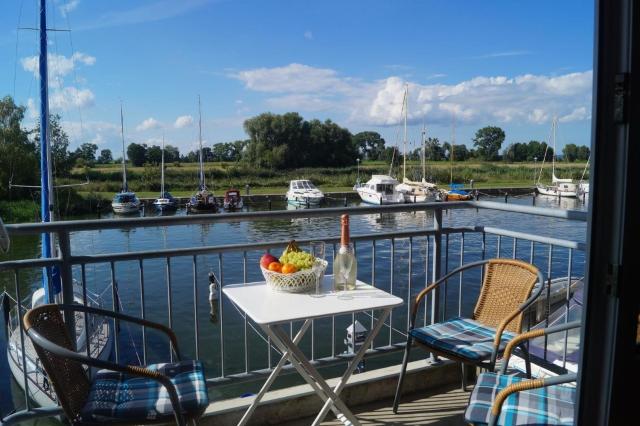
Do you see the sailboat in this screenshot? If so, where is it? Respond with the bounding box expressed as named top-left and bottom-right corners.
top-left (111, 104), bottom-right (141, 214)
top-left (536, 117), bottom-right (584, 198)
top-left (395, 85), bottom-right (438, 203)
top-left (442, 113), bottom-right (473, 201)
top-left (153, 136), bottom-right (178, 212)
top-left (5, 0), bottom-right (112, 409)
top-left (186, 96), bottom-right (218, 213)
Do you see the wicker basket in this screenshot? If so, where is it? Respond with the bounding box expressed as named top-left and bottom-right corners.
top-left (261, 260), bottom-right (328, 293)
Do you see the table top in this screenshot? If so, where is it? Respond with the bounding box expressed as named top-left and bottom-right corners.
top-left (223, 275), bottom-right (404, 325)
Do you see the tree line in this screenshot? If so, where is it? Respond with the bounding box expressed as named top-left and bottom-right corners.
top-left (1, 94), bottom-right (592, 201)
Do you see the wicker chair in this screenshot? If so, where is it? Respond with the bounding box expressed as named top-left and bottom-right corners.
top-left (393, 258), bottom-right (545, 413)
top-left (23, 304), bottom-right (209, 425)
top-left (465, 321), bottom-right (580, 426)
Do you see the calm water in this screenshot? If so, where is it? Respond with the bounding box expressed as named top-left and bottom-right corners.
top-left (0, 194), bottom-right (588, 416)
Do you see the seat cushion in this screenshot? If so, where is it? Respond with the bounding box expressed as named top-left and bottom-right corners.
top-left (465, 372), bottom-right (575, 425)
top-left (80, 360), bottom-right (208, 422)
top-left (409, 317), bottom-right (516, 361)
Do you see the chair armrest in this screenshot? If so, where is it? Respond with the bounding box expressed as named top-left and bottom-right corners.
top-left (488, 373), bottom-right (578, 426)
top-left (26, 327), bottom-right (187, 426)
top-left (500, 320), bottom-right (581, 374)
top-left (410, 259), bottom-right (491, 328)
top-left (55, 303), bottom-right (182, 360)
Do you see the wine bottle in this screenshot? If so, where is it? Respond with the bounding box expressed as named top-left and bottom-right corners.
top-left (334, 214), bottom-right (357, 291)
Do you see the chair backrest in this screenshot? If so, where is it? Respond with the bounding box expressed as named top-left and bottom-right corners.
top-left (473, 259), bottom-right (540, 333)
top-left (23, 304), bottom-right (91, 422)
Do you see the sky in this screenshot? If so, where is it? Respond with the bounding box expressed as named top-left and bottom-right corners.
top-left (0, 0), bottom-right (595, 157)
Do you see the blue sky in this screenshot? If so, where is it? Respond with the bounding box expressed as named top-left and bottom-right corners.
top-left (1, 0), bottom-right (594, 157)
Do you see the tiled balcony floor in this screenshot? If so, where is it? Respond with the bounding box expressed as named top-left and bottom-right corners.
top-left (282, 384), bottom-right (468, 425)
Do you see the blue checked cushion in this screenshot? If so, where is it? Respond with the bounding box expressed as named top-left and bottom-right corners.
top-left (409, 317), bottom-right (516, 361)
top-left (80, 360), bottom-right (208, 422)
top-left (465, 372), bottom-right (575, 425)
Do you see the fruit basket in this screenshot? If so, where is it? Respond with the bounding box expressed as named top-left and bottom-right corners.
top-left (261, 260), bottom-right (328, 293)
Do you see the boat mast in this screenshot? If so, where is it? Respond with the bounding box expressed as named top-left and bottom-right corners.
top-left (403, 84), bottom-right (408, 182)
top-left (39, 0), bottom-right (59, 300)
top-left (450, 112), bottom-right (456, 184)
top-left (198, 95), bottom-right (205, 190)
top-left (120, 103), bottom-right (128, 192)
top-left (421, 124), bottom-right (426, 181)
top-left (552, 116), bottom-right (557, 180)
top-left (160, 135), bottom-right (165, 197)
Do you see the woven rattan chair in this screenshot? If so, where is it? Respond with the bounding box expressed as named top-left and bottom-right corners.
top-left (23, 304), bottom-right (208, 425)
top-left (465, 320), bottom-right (580, 426)
top-left (393, 258), bottom-right (545, 413)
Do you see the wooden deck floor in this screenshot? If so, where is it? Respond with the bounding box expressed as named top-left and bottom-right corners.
top-left (283, 385), bottom-right (468, 426)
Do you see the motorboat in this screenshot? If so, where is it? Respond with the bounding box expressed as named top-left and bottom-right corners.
top-left (356, 175), bottom-right (405, 205)
top-left (286, 180), bottom-right (324, 206)
top-left (223, 188), bottom-right (244, 210)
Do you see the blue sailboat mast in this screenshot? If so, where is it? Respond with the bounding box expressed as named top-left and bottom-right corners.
top-left (39, 0), bottom-right (60, 301)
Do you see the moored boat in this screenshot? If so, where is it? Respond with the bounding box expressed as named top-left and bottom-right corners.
top-left (112, 105), bottom-right (141, 214)
top-left (223, 188), bottom-right (244, 210)
top-left (154, 137), bottom-right (178, 212)
top-left (286, 180), bottom-right (324, 207)
top-left (356, 175), bottom-right (405, 205)
top-left (442, 183), bottom-right (473, 201)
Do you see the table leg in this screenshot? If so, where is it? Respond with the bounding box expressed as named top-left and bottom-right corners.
top-left (312, 308), bottom-right (391, 426)
top-left (269, 325), bottom-right (361, 426)
top-left (237, 320), bottom-right (312, 426)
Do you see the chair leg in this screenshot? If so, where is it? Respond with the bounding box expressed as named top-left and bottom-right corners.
top-left (392, 336), bottom-right (413, 414)
top-left (519, 343), bottom-right (532, 378)
top-left (460, 362), bottom-right (467, 391)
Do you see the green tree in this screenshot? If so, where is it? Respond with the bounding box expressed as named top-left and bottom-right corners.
top-left (146, 145), bottom-right (162, 164)
top-left (74, 142), bottom-right (98, 165)
top-left (164, 145), bottom-right (180, 163)
top-left (452, 144), bottom-right (469, 161)
top-left (0, 96), bottom-right (37, 200)
top-left (503, 142), bottom-right (530, 162)
top-left (424, 137), bottom-right (443, 161)
top-left (127, 143), bottom-right (147, 166)
top-left (34, 114), bottom-right (73, 176)
top-left (98, 149), bottom-right (113, 163)
top-left (472, 126), bottom-right (505, 160)
top-left (576, 145), bottom-right (590, 161)
top-left (352, 131), bottom-right (386, 160)
top-left (562, 143), bottom-right (579, 162)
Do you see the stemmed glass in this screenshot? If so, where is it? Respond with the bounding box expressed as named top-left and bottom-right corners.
top-left (310, 241), bottom-right (326, 297)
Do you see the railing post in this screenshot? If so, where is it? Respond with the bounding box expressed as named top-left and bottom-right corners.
top-left (58, 230), bottom-right (76, 349)
top-left (430, 207), bottom-right (443, 363)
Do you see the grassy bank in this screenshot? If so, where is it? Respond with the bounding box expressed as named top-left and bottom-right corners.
top-left (72, 160), bottom-right (588, 196)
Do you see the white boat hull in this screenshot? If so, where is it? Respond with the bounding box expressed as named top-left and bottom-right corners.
top-left (536, 184), bottom-right (582, 198)
top-left (112, 201), bottom-right (141, 214)
top-left (356, 188), bottom-right (404, 205)
top-left (223, 199), bottom-right (244, 210)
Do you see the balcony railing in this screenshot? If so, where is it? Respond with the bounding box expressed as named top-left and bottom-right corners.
top-left (0, 200), bottom-right (587, 424)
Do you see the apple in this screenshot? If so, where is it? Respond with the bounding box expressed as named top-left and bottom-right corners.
top-left (260, 253), bottom-right (278, 269)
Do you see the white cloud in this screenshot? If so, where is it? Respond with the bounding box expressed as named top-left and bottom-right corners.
top-left (49, 87), bottom-right (95, 109)
top-left (232, 63), bottom-right (593, 127)
top-left (136, 117), bottom-right (162, 131)
top-left (60, 0), bottom-right (81, 16)
top-left (174, 115), bottom-right (194, 128)
top-left (21, 52), bottom-right (96, 88)
top-left (304, 30), bottom-right (313, 40)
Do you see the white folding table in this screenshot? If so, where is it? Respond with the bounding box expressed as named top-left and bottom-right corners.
top-left (223, 275), bottom-right (403, 426)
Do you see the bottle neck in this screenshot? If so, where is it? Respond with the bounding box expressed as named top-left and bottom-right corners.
top-left (340, 216), bottom-right (350, 247)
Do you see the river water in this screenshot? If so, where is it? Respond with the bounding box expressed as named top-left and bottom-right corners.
top-left (0, 194), bottom-right (588, 416)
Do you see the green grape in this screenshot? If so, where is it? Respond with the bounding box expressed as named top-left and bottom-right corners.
top-left (279, 250), bottom-right (315, 270)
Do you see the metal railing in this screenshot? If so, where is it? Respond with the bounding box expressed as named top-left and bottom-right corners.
top-left (0, 201), bottom-right (587, 424)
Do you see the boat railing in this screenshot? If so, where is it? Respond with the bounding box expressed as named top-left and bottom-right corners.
top-left (0, 201), bottom-right (587, 423)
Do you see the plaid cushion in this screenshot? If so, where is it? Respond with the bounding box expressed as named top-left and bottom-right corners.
top-left (465, 372), bottom-right (575, 425)
top-left (410, 317), bottom-right (515, 361)
top-left (80, 360), bottom-right (208, 422)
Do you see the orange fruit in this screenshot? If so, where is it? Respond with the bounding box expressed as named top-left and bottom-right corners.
top-left (268, 261), bottom-right (282, 272)
top-left (281, 263), bottom-right (299, 274)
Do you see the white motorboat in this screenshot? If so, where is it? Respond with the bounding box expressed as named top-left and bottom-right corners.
top-left (112, 105), bottom-right (141, 214)
top-left (286, 180), bottom-right (324, 206)
top-left (356, 175), bottom-right (405, 205)
top-left (223, 188), bottom-right (244, 210)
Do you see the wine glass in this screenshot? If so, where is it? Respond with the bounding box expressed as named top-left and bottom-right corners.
top-left (310, 241), bottom-right (325, 297)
